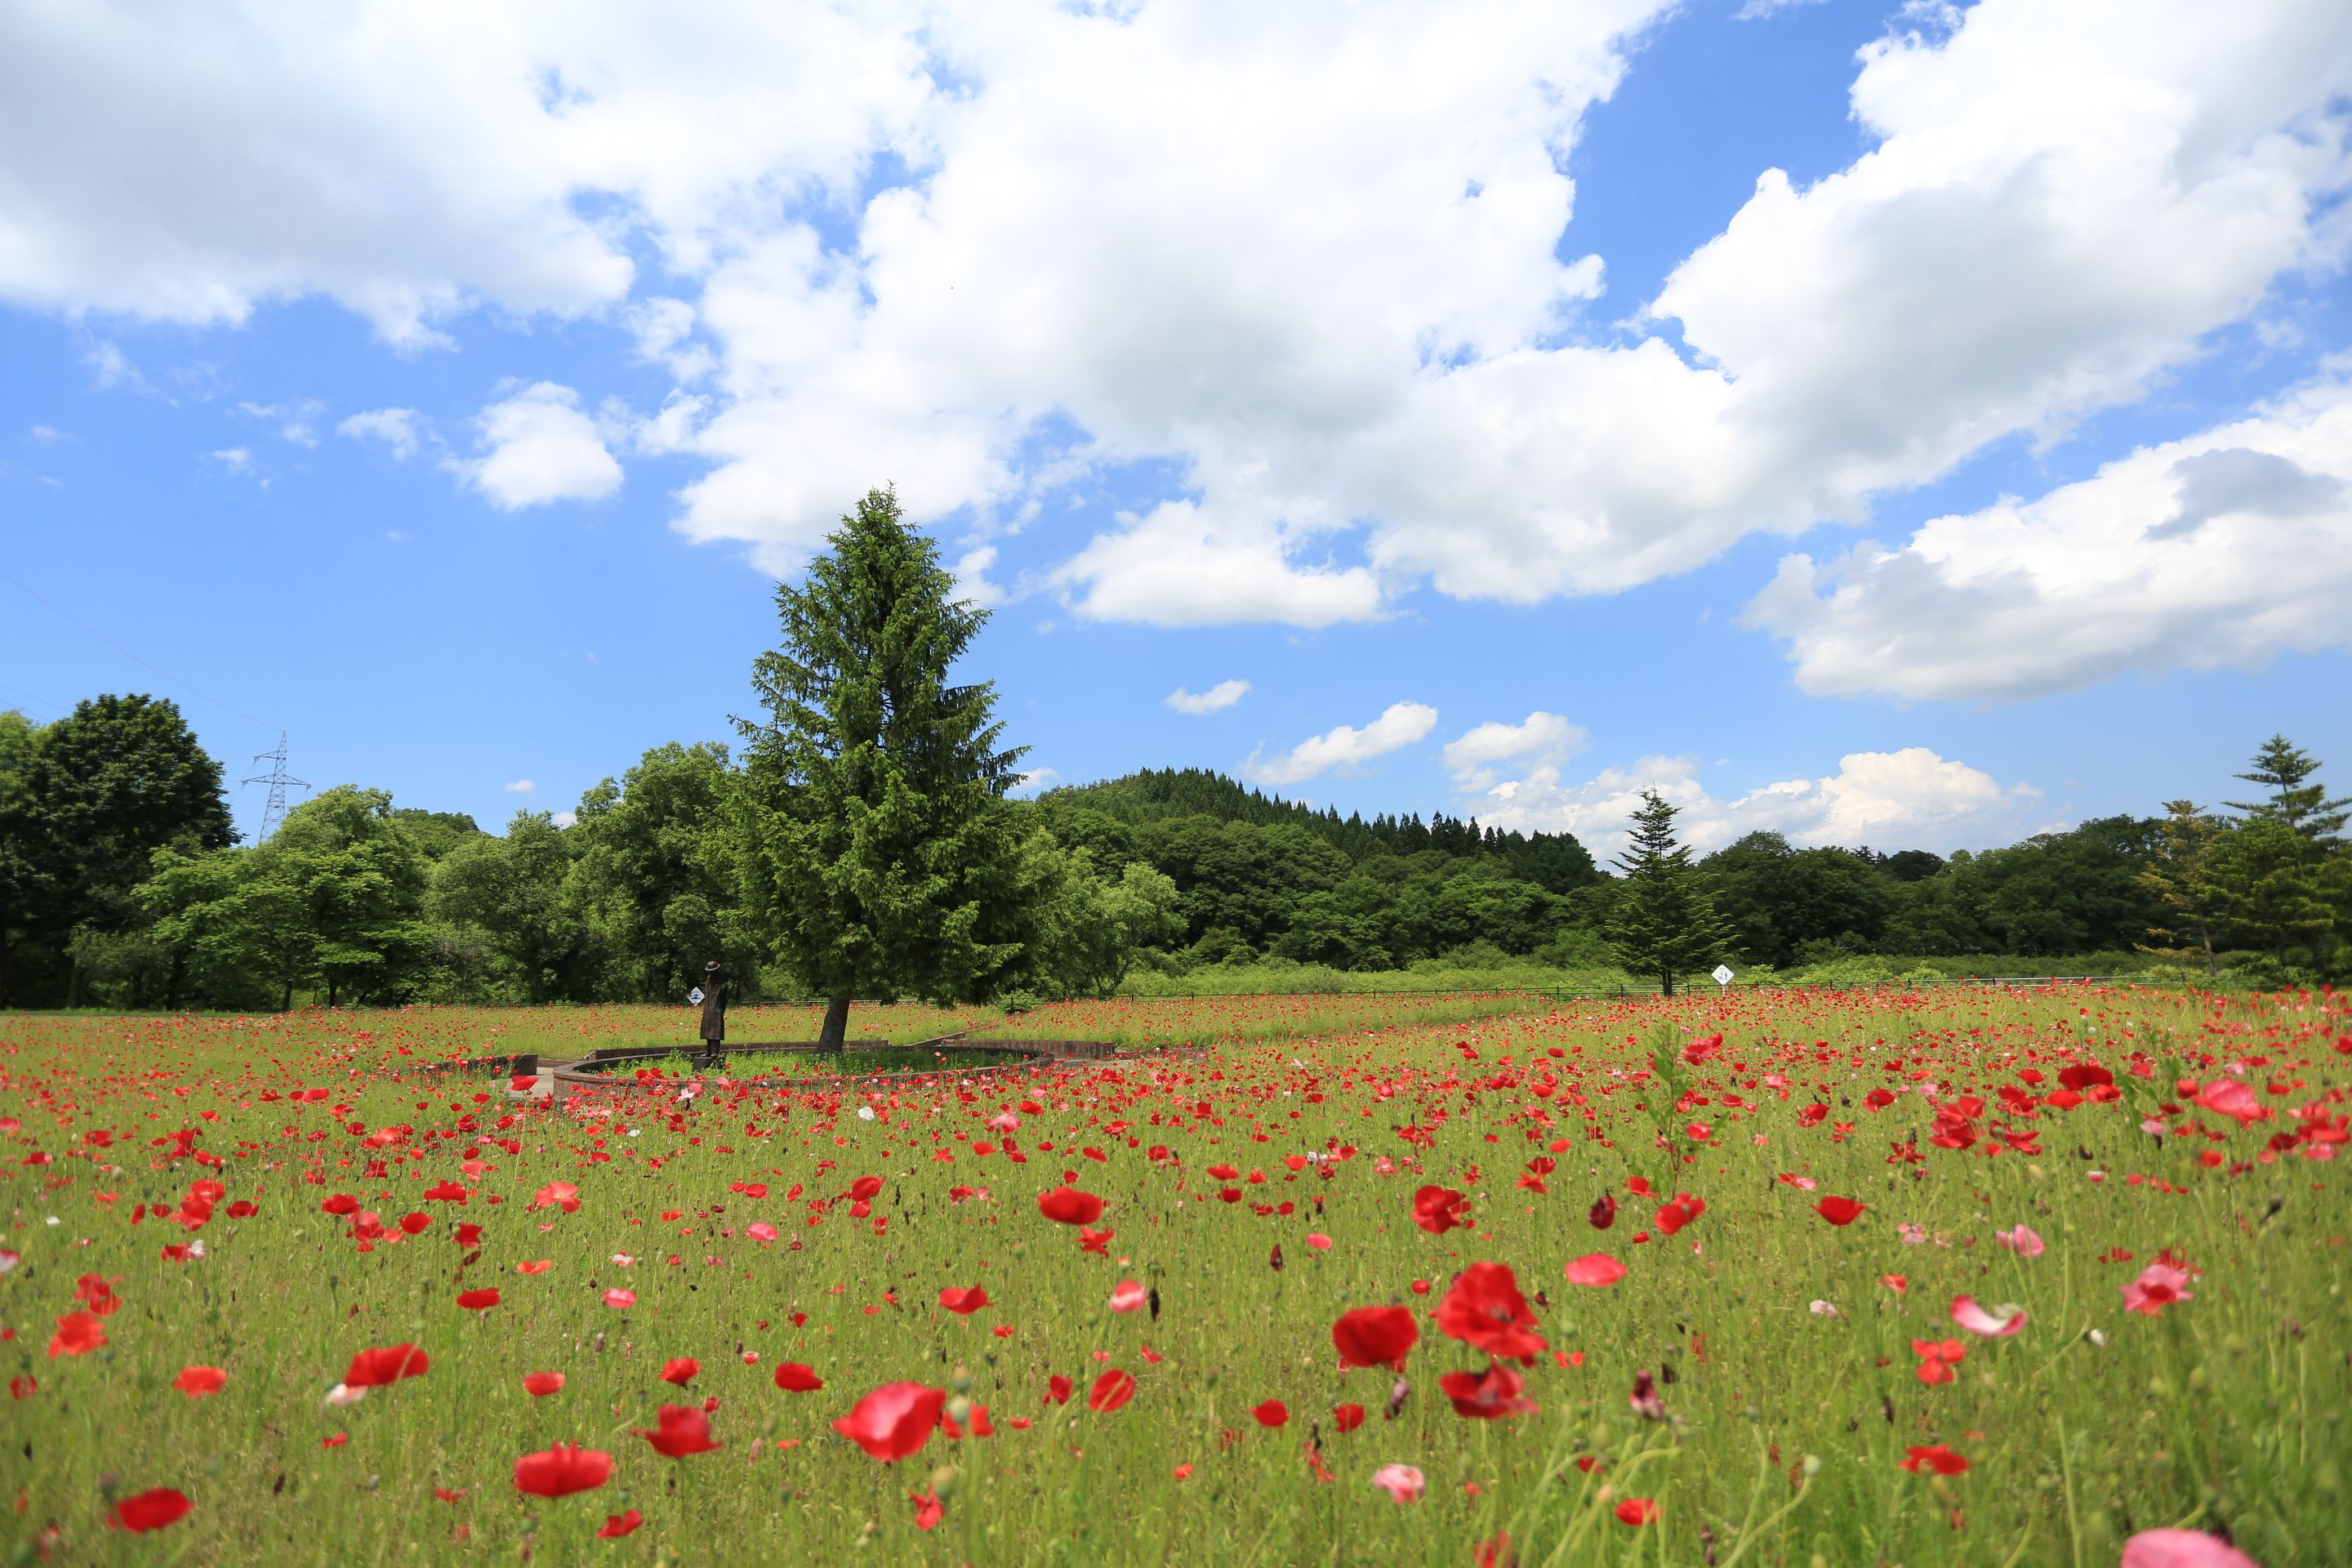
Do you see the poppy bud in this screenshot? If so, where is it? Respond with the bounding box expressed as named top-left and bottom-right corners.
top-left (947, 1396), bottom-right (973, 1426)
top-left (929, 1464), bottom-right (959, 1501)
top-left (951, 1366), bottom-right (973, 1396)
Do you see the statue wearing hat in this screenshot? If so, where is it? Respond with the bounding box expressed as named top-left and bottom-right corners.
top-left (697, 961), bottom-right (728, 1064)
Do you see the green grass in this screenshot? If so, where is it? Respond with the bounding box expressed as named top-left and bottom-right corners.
top-left (2, 982), bottom-right (2342, 1565)
top-left (590, 1047), bottom-right (1048, 1080)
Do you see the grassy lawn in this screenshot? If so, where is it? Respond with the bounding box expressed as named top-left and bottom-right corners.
top-left (2, 982), bottom-right (2342, 1564)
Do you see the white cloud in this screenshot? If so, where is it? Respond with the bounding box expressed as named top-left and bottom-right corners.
top-left (1441, 710), bottom-right (1588, 788)
top-left (1472, 746), bottom-right (2020, 858)
top-left (505, 779), bottom-right (535, 793)
top-left (1166, 679), bottom-right (1250, 715)
top-left (4, 0), bottom-right (2348, 646)
top-left (1011, 767), bottom-right (1058, 795)
top-left (1735, 0), bottom-right (1829, 17)
top-left (551, 809), bottom-right (578, 828)
top-left (207, 447), bottom-right (253, 474)
top-left (80, 341), bottom-right (150, 394)
top-left (26, 424), bottom-right (68, 444)
top-left (337, 408), bottom-right (424, 461)
top-left (457, 382), bottom-right (622, 510)
top-left (1746, 376), bottom-right (2352, 700)
top-left (1243, 701), bottom-right (1438, 787)
top-left (236, 399), bottom-right (326, 447)
top-left (951, 545), bottom-right (1009, 608)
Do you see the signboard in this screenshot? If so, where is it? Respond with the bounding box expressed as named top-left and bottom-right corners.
top-left (1710, 964), bottom-right (1735, 988)
top-left (687, 987), bottom-right (706, 1006)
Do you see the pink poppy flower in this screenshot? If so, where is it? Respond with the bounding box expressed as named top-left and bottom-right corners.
top-left (2121, 1529), bottom-right (2262, 1568)
top-left (1109, 1281), bottom-right (1147, 1314)
top-left (1994, 1224), bottom-right (2045, 1258)
top-left (2120, 1263), bottom-right (2194, 1316)
top-left (1949, 1295), bottom-right (2028, 1337)
top-left (1370, 1463), bottom-right (1425, 1503)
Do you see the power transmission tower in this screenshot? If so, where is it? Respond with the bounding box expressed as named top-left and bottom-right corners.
top-left (243, 732), bottom-right (308, 844)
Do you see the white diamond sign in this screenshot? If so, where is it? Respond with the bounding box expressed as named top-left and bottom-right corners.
top-left (1711, 964), bottom-right (1735, 987)
top-left (687, 987), bottom-right (706, 1005)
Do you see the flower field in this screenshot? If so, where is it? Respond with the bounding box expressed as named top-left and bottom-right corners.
top-left (3, 985), bottom-right (2345, 1566)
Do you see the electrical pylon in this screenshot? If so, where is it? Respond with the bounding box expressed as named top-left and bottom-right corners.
top-left (242, 732), bottom-right (308, 844)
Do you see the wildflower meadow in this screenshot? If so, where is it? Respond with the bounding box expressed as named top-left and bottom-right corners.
top-left (4, 982), bottom-right (2345, 1566)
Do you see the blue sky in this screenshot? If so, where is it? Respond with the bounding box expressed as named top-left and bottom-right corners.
top-left (2, 0), bottom-right (2347, 856)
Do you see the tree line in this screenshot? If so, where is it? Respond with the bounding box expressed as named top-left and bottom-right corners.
top-left (4, 495), bottom-right (2345, 1014)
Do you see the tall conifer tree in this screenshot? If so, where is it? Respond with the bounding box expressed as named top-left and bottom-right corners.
top-left (1606, 790), bottom-right (1729, 996)
top-left (737, 488), bottom-right (1035, 1049)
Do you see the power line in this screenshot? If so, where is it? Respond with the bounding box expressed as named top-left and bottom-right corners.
top-left (0, 564), bottom-right (279, 732)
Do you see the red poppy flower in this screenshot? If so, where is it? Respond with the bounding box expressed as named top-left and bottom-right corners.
top-left (831, 1383), bottom-right (947, 1461)
top-left (1588, 1192), bottom-right (1617, 1230)
top-left (47, 1311), bottom-right (106, 1358)
top-left (635, 1403), bottom-right (722, 1457)
top-left (1438, 1361), bottom-right (1537, 1420)
top-left (1913, 1338), bottom-right (1966, 1385)
top-left (1410, 1185), bottom-right (1469, 1235)
top-left (529, 1182), bottom-right (581, 1214)
top-left (773, 1363), bottom-right (824, 1393)
top-left (1087, 1369), bottom-right (1136, 1413)
top-left (174, 1365), bottom-right (227, 1398)
top-left (659, 1357), bottom-right (700, 1385)
top-left (517, 1260), bottom-right (552, 1276)
top-left (1045, 1374), bottom-right (1074, 1405)
top-left (399, 1212), bottom-right (432, 1236)
top-left (596, 1509), bottom-right (644, 1538)
top-left (1331, 1305), bottom-right (1419, 1371)
top-left (939, 1286), bottom-right (991, 1315)
top-left (1614, 1498), bottom-right (1659, 1526)
top-left (321, 1194), bottom-right (359, 1216)
top-left (514, 1443), bottom-right (612, 1497)
top-left (1434, 1263), bottom-right (1548, 1362)
top-left (1037, 1187), bottom-right (1105, 1225)
top-left (343, 1343), bottom-right (429, 1388)
top-left (1815, 1196), bottom-right (1866, 1227)
top-left (1655, 1192), bottom-right (1706, 1236)
top-left (911, 1490), bottom-right (944, 1530)
top-left (457, 1288), bottom-right (501, 1311)
top-left (1564, 1254), bottom-right (1626, 1288)
top-left (1900, 1444), bottom-right (1970, 1475)
top-left (603, 1288), bottom-right (636, 1309)
top-left (1332, 1402), bottom-right (1366, 1432)
top-left (523, 1371), bottom-right (566, 1396)
top-left (109, 1488), bottom-right (192, 1533)
top-left (848, 1176), bottom-right (884, 1202)
top-left (1251, 1399), bottom-right (1288, 1428)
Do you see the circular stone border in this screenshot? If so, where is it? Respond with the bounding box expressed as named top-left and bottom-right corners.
top-left (546, 1038), bottom-right (1071, 1092)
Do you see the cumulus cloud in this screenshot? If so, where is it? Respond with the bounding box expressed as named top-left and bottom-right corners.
top-left (1442, 710), bottom-right (1588, 788)
top-left (207, 447), bottom-right (254, 474)
top-left (236, 399), bottom-right (325, 447)
top-left (457, 382), bottom-right (622, 510)
top-left (4, 0), bottom-right (2348, 655)
top-left (1165, 679), bottom-right (1251, 715)
top-left (1010, 767), bottom-right (1058, 795)
top-left (336, 408), bottom-right (425, 461)
top-left (1472, 746), bottom-right (2023, 858)
top-left (1745, 376), bottom-right (2352, 701)
top-left (505, 779), bottom-right (535, 793)
top-left (550, 809), bottom-right (578, 828)
top-left (1243, 702), bottom-right (1438, 787)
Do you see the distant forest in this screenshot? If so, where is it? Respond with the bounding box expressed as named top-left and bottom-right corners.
top-left (2, 694), bottom-right (2344, 1010)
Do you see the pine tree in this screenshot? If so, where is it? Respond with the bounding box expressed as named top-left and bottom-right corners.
top-left (2136, 800), bottom-right (2225, 974)
top-left (1605, 791), bottom-right (1730, 996)
top-left (2226, 735), bottom-right (2348, 847)
top-left (736, 488), bottom-right (1036, 1049)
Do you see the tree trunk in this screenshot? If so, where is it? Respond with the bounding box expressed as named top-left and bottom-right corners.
top-left (1659, 969), bottom-right (1674, 998)
top-left (818, 994), bottom-right (852, 1051)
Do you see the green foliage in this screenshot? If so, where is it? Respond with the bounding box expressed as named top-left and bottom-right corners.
top-left (1606, 790), bottom-right (1731, 994)
top-left (143, 786), bottom-right (435, 1009)
top-left (736, 488), bottom-right (1039, 1045)
top-left (568, 742), bottom-right (758, 1001)
top-left (2226, 732), bottom-right (2350, 844)
top-left (433, 810), bottom-right (595, 1003)
top-left (0, 694), bottom-right (234, 1005)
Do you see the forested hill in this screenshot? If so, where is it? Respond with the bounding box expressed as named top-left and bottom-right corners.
top-left (1040, 767), bottom-right (1604, 888)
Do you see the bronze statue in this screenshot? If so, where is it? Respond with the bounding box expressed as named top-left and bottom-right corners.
top-left (697, 961), bottom-right (728, 1064)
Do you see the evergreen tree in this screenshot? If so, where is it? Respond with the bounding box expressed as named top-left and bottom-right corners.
top-left (2136, 801), bottom-right (2226, 974)
top-left (737, 488), bottom-right (1036, 1049)
top-left (2226, 735), bottom-right (2348, 847)
top-left (2207, 816), bottom-right (2335, 969)
top-left (1606, 791), bottom-right (1730, 996)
